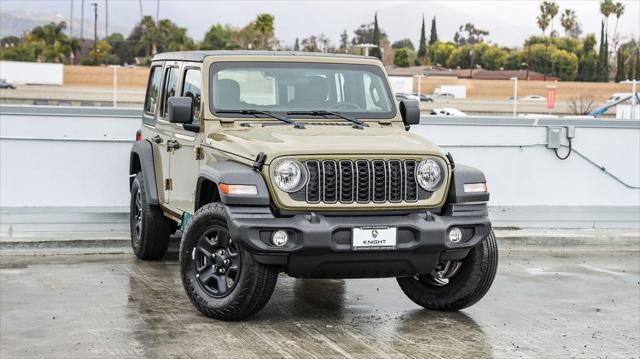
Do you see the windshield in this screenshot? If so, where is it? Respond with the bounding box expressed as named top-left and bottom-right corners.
top-left (209, 62), bottom-right (396, 119)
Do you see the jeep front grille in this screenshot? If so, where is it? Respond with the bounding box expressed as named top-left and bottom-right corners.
top-left (294, 159), bottom-right (428, 204)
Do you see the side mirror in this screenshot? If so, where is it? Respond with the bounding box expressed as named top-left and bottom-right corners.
top-left (399, 100), bottom-right (421, 129)
top-left (168, 97), bottom-right (193, 124)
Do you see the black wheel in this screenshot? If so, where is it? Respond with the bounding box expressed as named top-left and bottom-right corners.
top-left (179, 202), bottom-right (278, 321)
top-left (397, 230), bottom-right (498, 311)
top-left (129, 172), bottom-right (171, 260)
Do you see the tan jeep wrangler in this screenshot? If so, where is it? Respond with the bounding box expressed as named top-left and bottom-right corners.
top-left (129, 51), bottom-right (497, 321)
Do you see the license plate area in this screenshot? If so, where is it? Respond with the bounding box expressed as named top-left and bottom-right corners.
top-left (352, 226), bottom-right (397, 251)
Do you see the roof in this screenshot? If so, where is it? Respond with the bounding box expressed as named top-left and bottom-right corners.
top-left (455, 69), bottom-right (559, 81)
top-left (152, 50), bottom-right (377, 62)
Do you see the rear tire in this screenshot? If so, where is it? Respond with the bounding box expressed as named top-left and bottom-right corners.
top-left (129, 172), bottom-right (171, 260)
top-left (180, 202), bottom-right (279, 321)
top-left (397, 230), bottom-right (498, 311)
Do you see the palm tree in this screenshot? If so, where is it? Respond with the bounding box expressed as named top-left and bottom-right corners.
top-left (600, 0), bottom-right (615, 32)
top-left (254, 14), bottom-right (275, 50)
top-left (536, 13), bottom-right (550, 36)
top-left (612, 2), bottom-right (625, 43)
top-left (542, 1), bottom-right (559, 35)
top-left (560, 9), bottom-right (577, 37)
top-left (135, 16), bottom-right (158, 57)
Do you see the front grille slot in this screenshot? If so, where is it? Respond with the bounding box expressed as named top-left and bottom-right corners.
top-left (301, 159), bottom-right (424, 204)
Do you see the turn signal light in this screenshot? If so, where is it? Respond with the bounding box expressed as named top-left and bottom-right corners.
top-left (463, 182), bottom-right (488, 193)
top-left (219, 183), bottom-right (258, 195)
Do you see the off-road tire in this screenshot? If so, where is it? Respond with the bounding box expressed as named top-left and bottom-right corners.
top-left (180, 202), bottom-right (279, 321)
top-left (397, 230), bottom-right (498, 311)
top-left (129, 172), bottom-right (171, 260)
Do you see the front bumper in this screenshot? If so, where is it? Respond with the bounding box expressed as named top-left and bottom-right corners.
top-left (225, 204), bottom-right (491, 278)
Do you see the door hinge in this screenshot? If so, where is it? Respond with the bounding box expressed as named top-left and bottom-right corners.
top-left (195, 147), bottom-right (204, 160)
top-left (165, 178), bottom-right (173, 190)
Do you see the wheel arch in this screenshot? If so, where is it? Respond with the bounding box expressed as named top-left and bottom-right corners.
top-left (195, 161), bottom-right (271, 212)
top-left (130, 140), bottom-right (160, 205)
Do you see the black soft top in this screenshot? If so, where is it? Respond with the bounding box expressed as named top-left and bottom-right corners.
top-left (152, 50), bottom-right (376, 62)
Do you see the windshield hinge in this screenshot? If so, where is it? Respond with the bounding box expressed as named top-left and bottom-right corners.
top-left (253, 152), bottom-right (267, 172)
top-left (377, 120), bottom-right (392, 126)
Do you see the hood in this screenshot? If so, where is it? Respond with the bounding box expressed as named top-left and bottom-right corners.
top-left (206, 122), bottom-right (444, 163)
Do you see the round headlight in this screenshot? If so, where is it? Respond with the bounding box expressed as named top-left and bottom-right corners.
top-left (416, 159), bottom-right (443, 191)
top-left (272, 159), bottom-right (307, 192)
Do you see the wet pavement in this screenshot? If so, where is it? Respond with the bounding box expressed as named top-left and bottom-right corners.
top-left (1, 252), bottom-right (638, 358)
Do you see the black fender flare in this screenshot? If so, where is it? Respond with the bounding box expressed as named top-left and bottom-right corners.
top-left (195, 161), bottom-right (271, 209)
top-left (447, 164), bottom-right (490, 204)
top-left (130, 140), bottom-right (159, 205)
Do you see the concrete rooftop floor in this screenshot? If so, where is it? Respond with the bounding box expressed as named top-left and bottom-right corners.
top-left (1, 251), bottom-right (638, 358)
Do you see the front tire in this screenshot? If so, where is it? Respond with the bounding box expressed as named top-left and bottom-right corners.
top-left (129, 172), bottom-right (171, 260)
top-left (397, 230), bottom-right (498, 311)
top-left (179, 202), bottom-right (279, 321)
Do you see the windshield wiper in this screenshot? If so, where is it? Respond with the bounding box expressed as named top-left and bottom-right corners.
top-left (216, 109), bottom-right (304, 128)
top-left (287, 110), bottom-right (367, 127)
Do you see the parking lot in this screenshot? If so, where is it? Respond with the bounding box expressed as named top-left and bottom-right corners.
top-left (1, 249), bottom-right (638, 358)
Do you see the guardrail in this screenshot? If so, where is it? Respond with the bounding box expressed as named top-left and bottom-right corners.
top-left (1, 105), bottom-right (638, 231)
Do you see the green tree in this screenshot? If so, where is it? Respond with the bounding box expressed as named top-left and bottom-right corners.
top-left (446, 46), bottom-right (472, 68)
top-left (550, 48), bottom-right (578, 80)
top-left (542, 1), bottom-right (559, 35)
top-left (339, 30), bottom-right (348, 51)
top-left (29, 21), bottom-right (72, 63)
top-left (560, 9), bottom-right (578, 37)
top-left (635, 48), bottom-right (640, 80)
top-left (504, 51), bottom-right (524, 70)
top-left (370, 13), bottom-right (382, 59)
top-left (429, 17), bottom-right (438, 45)
top-left (87, 40), bottom-right (112, 64)
top-left (393, 48), bottom-right (411, 67)
top-left (254, 13), bottom-right (275, 50)
top-left (391, 38), bottom-right (414, 50)
top-left (135, 16), bottom-right (158, 57)
top-left (454, 23), bottom-right (489, 45)
top-left (480, 46), bottom-right (509, 70)
top-left (201, 24), bottom-right (239, 50)
top-left (614, 47), bottom-right (625, 82)
top-left (301, 35), bottom-right (318, 52)
top-left (536, 8), bottom-right (550, 35)
top-left (428, 41), bottom-right (456, 66)
top-left (417, 15), bottom-right (427, 60)
top-left (578, 34), bottom-right (599, 81)
top-left (294, 37), bottom-right (300, 51)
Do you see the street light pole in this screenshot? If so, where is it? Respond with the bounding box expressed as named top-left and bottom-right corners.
top-left (510, 77), bottom-right (518, 117)
top-left (92, 2), bottom-right (97, 65)
top-left (414, 74), bottom-right (425, 97)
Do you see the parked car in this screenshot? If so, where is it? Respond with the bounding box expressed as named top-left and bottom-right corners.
top-left (520, 95), bottom-right (546, 101)
top-left (411, 93), bottom-right (434, 102)
top-left (129, 50), bottom-right (496, 321)
top-left (432, 92), bottom-right (455, 99)
top-left (394, 92), bottom-right (420, 101)
top-left (428, 108), bottom-right (468, 116)
top-left (0, 79), bottom-right (16, 89)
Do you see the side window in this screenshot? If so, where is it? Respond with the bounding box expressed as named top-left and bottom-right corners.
top-left (161, 67), bottom-right (179, 117)
top-left (182, 68), bottom-right (202, 124)
top-left (145, 66), bottom-right (162, 115)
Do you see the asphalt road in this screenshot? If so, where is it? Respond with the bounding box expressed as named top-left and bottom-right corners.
top-left (1, 252), bottom-right (638, 358)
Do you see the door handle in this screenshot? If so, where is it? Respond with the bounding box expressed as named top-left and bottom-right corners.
top-left (166, 139), bottom-right (181, 151)
top-left (151, 135), bottom-right (163, 144)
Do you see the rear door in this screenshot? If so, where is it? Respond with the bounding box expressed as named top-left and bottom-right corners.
top-left (141, 62), bottom-right (171, 204)
top-left (155, 61), bottom-right (181, 207)
top-left (169, 63), bottom-right (203, 214)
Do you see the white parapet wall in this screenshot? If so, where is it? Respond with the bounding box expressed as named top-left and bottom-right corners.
top-left (0, 61), bottom-right (64, 86)
top-left (0, 105), bottom-right (639, 232)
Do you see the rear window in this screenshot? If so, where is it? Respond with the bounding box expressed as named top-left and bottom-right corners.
top-left (145, 66), bottom-right (162, 114)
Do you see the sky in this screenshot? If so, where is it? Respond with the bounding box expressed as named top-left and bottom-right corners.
top-left (1, 0), bottom-right (639, 48)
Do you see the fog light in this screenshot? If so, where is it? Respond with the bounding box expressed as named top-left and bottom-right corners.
top-left (271, 230), bottom-right (289, 247)
top-left (448, 228), bottom-right (463, 244)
